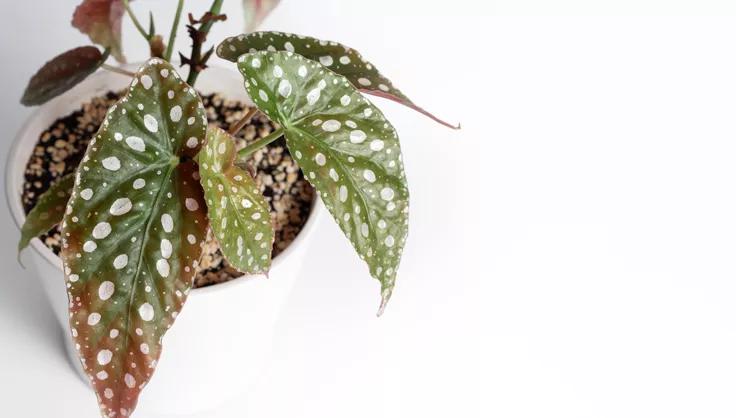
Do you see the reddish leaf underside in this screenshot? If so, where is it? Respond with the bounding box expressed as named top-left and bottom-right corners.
top-left (72, 0), bottom-right (128, 62)
top-left (60, 58), bottom-right (208, 418)
top-left (199, 127), bottom-right (274, 274)
top-left (237, 51), bottom-right (410, 313)
top-left (217, 31), bottom-right (459, 129)
top-left (18, 173), bottom-right (74, 253)
top-left (241, 0), bottom-right (281, 32)
top-left (21, 46), bottom-right (106, 106)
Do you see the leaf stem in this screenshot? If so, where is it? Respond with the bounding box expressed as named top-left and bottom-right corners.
top-left (164, 0), bottom-right (185, 62)
top-left (229, 107), bottom-right (258, 135)
top-left (123, 0), bottom-right (151, 41)
top-left (101, 64), bottom-right (135, 77)
top-left (186, 0), bottom-right (225, 86)
top-left (237, 128), bottom-right (284, 161)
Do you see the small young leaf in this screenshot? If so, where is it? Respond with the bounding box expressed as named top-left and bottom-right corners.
top-left (199, 127), bottom-right (274, 274)
top-left (241, 0), bottom-right (281, 32)
top-left (21, 46), bottom-right (106, 106)
top-left (18, 173), bottom-right (74, 253)
top-left (217, 31), bottom-right (458, 129)
top-left (238, 51), bottom-right (409, 312)
top-left (60, 58), bottom-right (208, 418)
top-left (72, 0), bottom-right (128, 62)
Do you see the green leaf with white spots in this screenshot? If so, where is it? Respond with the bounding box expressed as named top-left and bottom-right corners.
top-left (238, 51), bottom-right (409, 313)
top-left (60, 58), bottom-right (208, 418)
top-left (217, 31), bottom-right (458, 129)
top-left (199, 126), bottom-right (274, 274)
top-left (18, 173), bottom-right (74, 254)
top-left (21, 46), bottom-right (107, 106)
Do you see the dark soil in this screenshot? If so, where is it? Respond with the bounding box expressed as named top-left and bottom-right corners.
top-left (22, 91), bottom-right (314, 288)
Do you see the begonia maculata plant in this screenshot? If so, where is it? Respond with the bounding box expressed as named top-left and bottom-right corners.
top-left (17, 1), bottom-right (458, 417)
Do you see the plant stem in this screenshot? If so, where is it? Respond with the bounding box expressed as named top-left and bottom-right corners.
top-left (200, 0), bottom-right (224, 33)
top-left (229, 108), bottom-right (258, 135)
top-left (164, 0), bottom-right (185, 61)
top-left (101, 64), bottom-right (135, 77)
top-left (123, 0), bottom-right (151, 40)
top-left (186, 0), bottom-right (225, 86)
top-left (237, 128), bottom-right (284, 161)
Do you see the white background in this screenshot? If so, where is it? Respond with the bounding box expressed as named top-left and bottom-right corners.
top-left (3, 1), bottom-right (736, 417)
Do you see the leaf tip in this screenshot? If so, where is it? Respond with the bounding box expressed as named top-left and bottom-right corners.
top-left (376, 287), bottom-right (393, 317)
top-left (16, 250), bottom-right (26, 269)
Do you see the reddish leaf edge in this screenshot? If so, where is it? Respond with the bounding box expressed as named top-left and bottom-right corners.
top-left (361, 89), bottom-right (461, 130)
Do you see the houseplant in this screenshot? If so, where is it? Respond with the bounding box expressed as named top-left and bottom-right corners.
top-left (14, 0), bottom-right (458, 417)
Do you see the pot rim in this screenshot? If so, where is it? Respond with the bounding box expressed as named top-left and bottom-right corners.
top-left (5, 64), bottom-right (321, 295)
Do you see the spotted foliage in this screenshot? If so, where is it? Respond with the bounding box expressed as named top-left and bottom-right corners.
top-left (217, 31), bottom-right (458, 129)
top-left (242, 0), bottom-right (281, 32)
top-left (238, 51), bottom-right (409, 312)
top-left (199, 127), bottom-right (274, 274)
top-left (18, 173), bottom-right (74, 253)
top-left (60, 58), bottom-right (208, 418)
top-left (21, 46), bottom-right (106, 106)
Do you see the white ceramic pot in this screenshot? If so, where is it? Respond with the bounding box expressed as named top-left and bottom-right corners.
top-left (5, 65), bottom-right (321, 416)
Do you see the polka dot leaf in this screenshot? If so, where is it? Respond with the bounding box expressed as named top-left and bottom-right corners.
top-left (59, 58), bottom-right (209, 418)
top-left (21, 46), bottom-right (106, 106)
top-left (199, 126), bottom-right (274, 274)
top-left (217, 31), bottom-right (458, 129)
top-left (18, 173), bottom-right (74, 254)
top-left (238, 50), bottom-right (409, 313)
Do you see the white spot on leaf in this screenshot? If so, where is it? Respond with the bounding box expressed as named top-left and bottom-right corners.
top-left (339, 185), bottom-right (348, 202)
top-left (92, 222), bottom-right (112, 239)
top-left (278, 79), bottom-right (292, 97)
top-left (97, 349), bottom-right (112, 365)
top-left (315, 153), bottom-right (326, 166)
top-left (322, 120), bottom-right (341, 132)
top-left (161, 239), bottom-right (172, 258)
top-left (113, 254), bottom-right (128, 269)
top-left (102, 156), bottom-right (121, 171)
top-left (124, 374), bottom-right (136, 388)
top-left (140, 75), bottom-right (153, 89)
top-left (110, 198), bottom-right (132, 216)
top-left (139, 303), bottom-right (154, 321)
top-left (306, 88), bottom-right (321, 105)
top-left (156, 259), bottom-right (170, 277)
top-left (99, 281), bottom-right (115, 300)
top-left (350, 130), bottom-right (366, 143)
top-left (87, 312), bottom-right (101, 325)
top-left (161, 214), bottom-right (173, 232)
top-left (170, 105), bottom-right (182, 122)
top-left (380, 187), bottom-right (395, 201)
top-left (370, 139), bottom-right (384, 151)
top-left (144, 114), bottom-right (158, 132)
top-left (133, 178), bottom-right (146, 189)
top-left (185, 198), bottom-right (199, 211)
